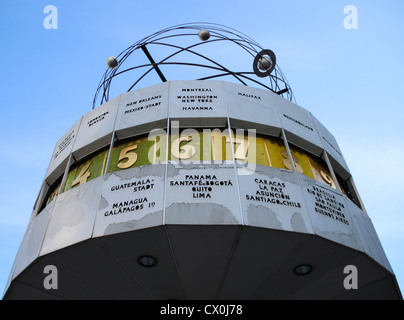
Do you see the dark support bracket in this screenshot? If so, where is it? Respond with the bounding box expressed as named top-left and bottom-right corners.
top-left (276, 88), bottom-right (289, 95)
top-left (141, 45), bottom-right (167, 83)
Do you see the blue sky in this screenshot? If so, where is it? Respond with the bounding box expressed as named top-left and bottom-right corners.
top-left (1, 0), bottom-right (403, 297)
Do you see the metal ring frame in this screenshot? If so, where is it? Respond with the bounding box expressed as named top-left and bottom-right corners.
top-left (92, 23), bottom-right (295, 109)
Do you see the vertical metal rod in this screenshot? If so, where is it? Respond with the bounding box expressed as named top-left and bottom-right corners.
top-left (103, 131), bottom-right (116, 176)
top-left (280, 128), bottom-right (315, 231)
top-left (263, 137), bottom-right (272, 167)
top-left (103, 94), bottom-right (122, 176)
top-left (348, 177), bottom-right (368, 214)
top-left (226, 117), bottom-right (245, 226)
top-left (322, 151), bottom-right (342, 193)
top-left (162, 88), bottom-right (171, 225)
top-left (58, 153), bottom-right (74, 195)
top-left (280, 129), bottom-right (297, 173)
top-left (33, 181), bottom-right (50, 215)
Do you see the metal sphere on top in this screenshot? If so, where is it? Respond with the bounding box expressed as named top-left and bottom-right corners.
top-left (258, 56), bottom-right (273, 71)
top-left (106, 56), bottom-right (118, 69)
top-left (253, 49), bottom-right (276, 77)
top-left (198, 29), bottom-right (211, 41)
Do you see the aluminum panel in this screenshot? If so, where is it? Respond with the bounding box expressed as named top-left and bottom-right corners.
top-left (72, 96), bottom-right (119, 159)
top-left (165, 163), bottom-right (242, 224)
top-left (93, 164), bottom-right (165, 237)
top-left (44, 119), bottom-right (81, 182)
top-left (347, 201), bottom-right (393, 272)
top-left (299, 173), bottom-right (363, 251)
top-left (40, 177), bottom-right (102, 255)
top-left (268, 92), bottom-right (323, 154)
top-left (311, 114), bottom-right (350, 174)
top-left (238, 165), bottom-right (313, 233)
top-left (168, 80), bottom-right (227, 127)
top-left (114, 82), bottom-right (169, 138)
top-left (223, 81), bottom-right (281, 134)
top-left (10, 203), bottom-right (53, 280)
